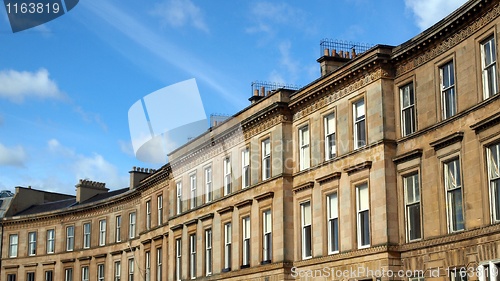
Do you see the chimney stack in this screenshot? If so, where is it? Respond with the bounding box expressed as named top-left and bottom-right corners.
top-left (129, 166), bottom-right (155, 190)
top-left (76, 179), bottom-right (108, 203)
top-left (317, 48), bottom-right (352, 76)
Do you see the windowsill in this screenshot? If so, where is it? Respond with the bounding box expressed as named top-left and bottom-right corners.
top-left (328, 251), bottom-right (339, 255)
top-left (241, 264), bottom-right (250, 269)
top-left (260, 260), bottom-right (272, 265)
top-left (302, 256), bottom-right (312, 260)
top-left (358, 244), bottom-right (370, 249)
top-left (221, 268), bottom-right (231, 273)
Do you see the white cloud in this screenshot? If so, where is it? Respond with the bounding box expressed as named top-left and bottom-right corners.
top-left (0, 68), bottom-right (65, 103)
top-left (118, 140), bottom-right (135, 157)
top-left (152, 0), bottom-right (209, 33)
top-left (267, 41), bottom-right (316, 85)
top-left (246, 2), bottom-right (310, 35)
top-left (47, 139), bottom-right (128, 190)
top-left (0, 143), bottom-right (27, 167)
top-left (405, 0), bottom-right (467, 31)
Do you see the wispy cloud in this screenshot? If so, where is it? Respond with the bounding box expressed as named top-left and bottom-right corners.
top-left (118, 140), bottom-right (134, 157)
top-left (0, 68), bottom-right (65, 103)
top-left (151, 0), bottom-right (209, 33)
top-left (246, 2), bottom-right (311, 36)
top-left (267, 40), bottom-right (316, 85)
top-left (0, 142), bottom-right (27, 167)
top-left (80, 1), bottom-right (245, 109)
top-left (74, 106), bottom-right (108, 132)
top-left (405, 0), bottom-right (467, 30)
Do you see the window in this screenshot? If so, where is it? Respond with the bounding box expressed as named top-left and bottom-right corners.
top-left (128, 259), bottom-right (134, 281)
top-left (9, 234), bottom-right (18, 257)
top-left (145, 251), bottom-right (151, 281)
top-left (242, 148), bottom-right (250, 188)
top-left (263, 210), bottom-right (272, 263)
top-left (156, 247), bottom-right (162, 281)
top-left (481, 36), bottom-right (498, 99)
top-left (262, 138), bottom-right (271, 179)
top-left (205, 167), bottom-right (212, 203)
top-left (66, 226), bottom-right (74, 251)
top-left (327, 193), bottom-right (339, 254)
top-left (190, 174), bottom-right (197, 209)
top-left (175, 238), bottom-right (182, 281)
top-left (97, 264), bottom-right (104, 281)
top-left (356, 183), bottom-right (370, 248)
top-left (47, 229), bottom-right (55, 254)
top-left (99, 219), bottom-right (106, 246)
top-left (400, 82), bottom-right (416, 136)
top-left (65, 268), bottom-right (73, 281)
top-left (190, 234), bottom-right (196, 279)
top-left (83, 222), bottom-right (91, 248)
top-left (129, 212), bottom-right (136, 238)
top-left (157, 195), bottom-right (163, 226)
top-left (224, 222), bottom-right (232, 271)
top-left (205, 229), bottom-right (212, 276)
top-left (478, 262), bottom-right (500, 281)
top-left (116, 215), bottom-right (122, 242)
top-left (353, 99), bottom-right (366, 149)
top-left (45, 270), bottom-right (53, 281)
top-left (28, 231), bottom-right (36, 256)
top-left (488, 143), bottom-right (500, 222)
top-left (440, 61), bottom-right (456, 119)
top-left (405, 173), bottom-right (422, 241)
top-left (242, 217), bottom-right (250, 267)
top-left (82, 267), bottom-right (89, 281)
top-left (324, 113), bottom-right (336, 160)
top-left (27, 272), bottom-right (34, 281)
top-left (176, 181), bottom-right (182, 215)
top-left (7, 274), bottom-right (16, 281)
top-left (114, 261), bottom-right (121, 281)
top-left (445, 159), bottom-right (464, 232)
top-left (300, 201), bottom-right (312, 259)
top-left (223, 157), bottom-right (232, 195)
top-left (299, 126), bottom-right (310, 171)
top-left (146, 200), bottom-right (151, 230)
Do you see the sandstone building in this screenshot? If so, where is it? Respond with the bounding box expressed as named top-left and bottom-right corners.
top-left (2, 0), bottom-right (500, 280)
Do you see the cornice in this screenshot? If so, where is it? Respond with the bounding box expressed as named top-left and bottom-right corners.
top-left (234, 199), bottom-right (253, 209)
top-left (184, 219), bottom-right (198, 226)
top-left (471, 111), bottom-right (500, 133)
top-left (254, 192), bottom-right (274, 201)
top-left (217, 206), bottom-right (234, 215)
top-left (42, 261), bottom-right (56, 265)
top-left (316, 172), bottom-right (341, 185)
top-left (292, 67), bottom-right (390, 122)
top-left (199, 213), bottom-right (214, 221)
top-left (430, 132), bottom-right (464, 150)
top-left (395, 1), bottom-right (500, 77)
top-left (292, 181), bottom-right (315, 193)
top-left (344, 161), bottom-right (372, 175)
top-left (393, 149), bottom-right (423, 165)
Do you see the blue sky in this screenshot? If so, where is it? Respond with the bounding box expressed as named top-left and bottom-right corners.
top-left (0, 0), bottom-right (467, 195)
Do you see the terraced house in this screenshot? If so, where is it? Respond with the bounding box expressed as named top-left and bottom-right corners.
top-left (2, 0), bottom-right (500, 280)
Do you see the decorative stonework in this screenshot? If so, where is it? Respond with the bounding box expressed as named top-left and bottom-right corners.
top-left (243, 114), bottom-right (288, 140)
top-left (395, 3), bottom-right (500, 77)
top-left (293, 68), bottom-right (385, 121)
top-left (430, 132), bottom-right (464, 150)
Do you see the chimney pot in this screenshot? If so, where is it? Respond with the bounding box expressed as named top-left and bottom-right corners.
top-left (331, 49), bottom-right (337, 57)
top-left (324, 48), bottom-right (329, 56)
top-left (260, 87), bottom-right (265, 96)
top-left (253, 89), bottom-right (259, 96)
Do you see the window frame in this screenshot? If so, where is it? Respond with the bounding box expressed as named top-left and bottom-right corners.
top-left (176, 181), bottom-right (182, 215)
top-left (66, 226), bottom-right (74, 252)
top-left (128, 258), bottom-right (134, 281)
top-left (146, 200), bottom-right (151, 230)
top-left (81, 266), bottom-right (89, 281)
top-left (145, 251), bottom-right (151, 281)
top-left (440, 60), bottom-right (457, 119)
top-left (205, 228), bottom-right (212, 276)
top-left (64, 268), bottom-right (73, 281)
top-left (28, 231), bottom-right (36, 256)
top-left (175, 238), bottom-right (182, 281)
top-left (444, 158), bottom-right (465, 232)
top-left (326, 193), bottom-right (339, 254)
top-left (356, 183), bottom-right (370, 248)
top-left (47, 229), bottom-right (55, 254)
top-left (262, 210), bottom-right (272, 263)
top-left (97, 264), bottom-right (105, 281)
top-left (83, 222), bottom-right (91, 249)
top-left (99, 219), bottom-right (106, 246)
top-left (400, 82), bottom-right (416, 136)
top-left (223, 222), bottom-right (232, 271)
top-left (262, 138), bottom-right (271, 180)
top-left (156, 247), bottom-right (162, 281)
top-left (353, 98), bottom-right (366, 149)
top-left (242, 147), bottom-right (250, 188)
top-left (488, 143), bottom-right (500, 223)
top-left (242, 216), bottom-right (251, 267)
top-left (300, 201), bottom-right (312, 259)
top-left (129, 212), bottom-right (136, 239)
top-left (114, 261), bottom-right (121, 281)
top-left (204, 167), bottom-right (213, 203)
top-left (189, 234), bottom-right (196, 279)
top-left (223, 157), bottom-right (232, 196)
top-left (481, 35), bottom-right (498, 99)
top-left (190, 173), bottom-right (197, 209)
top-left (404, 172), bottom-right (422, 241)
top-left (324, 112), bottom-right (336, 160)
top-left (157, 195), bottom-right (163, 226)
top-left (8, 234), bottom-right (18, 257)
top-left (299, 125), bottom-right (310, 171)
top-left (116, 215), bottom-right (122, 243)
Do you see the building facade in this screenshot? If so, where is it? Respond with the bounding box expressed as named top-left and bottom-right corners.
top-left (2, 0), bottom-right (500, 280)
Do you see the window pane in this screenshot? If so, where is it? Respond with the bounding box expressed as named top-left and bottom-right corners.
top-left (360, 210), bottom-right (370, 246)
top-left (357, 184), bottom-right (369, 210)
top-left (407, 204), bottom-right (421, 240)
top-left (304, 225), bottom-right (311, 257)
